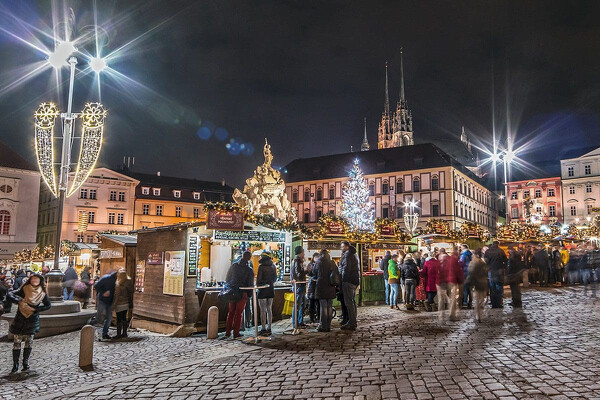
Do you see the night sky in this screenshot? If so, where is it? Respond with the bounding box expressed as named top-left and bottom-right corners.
top-left (1, 1), bottom-right (599, 188)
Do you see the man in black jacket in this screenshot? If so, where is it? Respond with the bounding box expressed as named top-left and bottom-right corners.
top-left (484, 241), bottom-right (507, 308)
top-left (380, 251), bottom-right (391, 305)
top-left (224, 252), bottom-right (254, 339)
top-left (339, 241), bottom-right (360, 331)
top-left (533, 245), bottom-right (550, 287)
top-left (291, 246), bottom-right (307, 328)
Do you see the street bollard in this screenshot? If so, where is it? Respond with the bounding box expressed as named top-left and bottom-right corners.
top-left (207, 306), bottom-right (219, 339)
top-left (79, 325), bottom-right (95, 369)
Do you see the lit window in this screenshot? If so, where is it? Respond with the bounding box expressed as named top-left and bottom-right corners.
top-left (117, 213), bottom-right (124, 225)
top-left (118, 191), bottom-right (125, 202)
top-left (547, 188), bottom-right (555, 197)
top-left (586, 184), bottom-right (592, 193)
top-left (108, 213), bottom-right (115, 224)
top-left (585, 165), bottom-right (591, 175)
top-left (109, 190), bottom-right (117, 201)
top-left (156, 205), bottom-right (163, 216)
top-left (89, 189), bottom-right (97, 200)
top-left (142, 187), bottom-right (150, 195)
top-left (142, 204), bottom-right (150, 215)
top-left (568, 166), bottom-right (574, 177)
top-left (0, 210), bottom-right (10, 235)
top-left (193, 192), bottom-right (200, 200)
top-left (80, 188), bottom-right (88, 199)
top-left (569, 186), bottom-right (575, 195)
top-left (570, 206), bottom-right (577, 216)
top-left (174, 190), bottom-right (181, 198)
top-left (176, 206), bottom-right (182, 217)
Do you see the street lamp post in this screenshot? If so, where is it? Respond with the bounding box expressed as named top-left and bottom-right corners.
top-left (35, 46), bottom-right (107, 301)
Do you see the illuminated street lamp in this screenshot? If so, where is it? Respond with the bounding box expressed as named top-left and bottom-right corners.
top-left (35, 41), bottom-right (107, 301)
top-left (403, 200), bottom-right (419, 235)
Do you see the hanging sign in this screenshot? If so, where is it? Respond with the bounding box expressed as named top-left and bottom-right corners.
top-left (325, 221), bottom-right (346, 236)
top-left (135, 261), bottom-right (145, 292)
top-left (207, 210), bottom-right (244, 230)
top-left (147, 252), bottom-right (164, 265)
top-left (187, 235), bottom-right (199, 277)
top-left (100, 248), bottom-right (123, 259)
top-left (214, 230), bottom-right (286, 242)
top-left (379, 224), bottom-right (396, 237)
top-left (163, 251), bottom-right (186, 296)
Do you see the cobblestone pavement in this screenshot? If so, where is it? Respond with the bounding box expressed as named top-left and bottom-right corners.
top-left (2, 286), bottom-right (600, 399)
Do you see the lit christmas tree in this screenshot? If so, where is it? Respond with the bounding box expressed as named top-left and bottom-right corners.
top-left (342, 159), bottom-right (375, 232)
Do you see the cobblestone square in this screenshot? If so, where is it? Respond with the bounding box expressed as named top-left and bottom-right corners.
top-left (1, 286), bottom-right (599, 399)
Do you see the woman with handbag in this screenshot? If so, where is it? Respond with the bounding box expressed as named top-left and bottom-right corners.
top-left (7, 273), bottom-right (51, 373)
top-left (256, 252), bottom-right (277, 336)
top-left (112, 269), bottom-right (133, 339)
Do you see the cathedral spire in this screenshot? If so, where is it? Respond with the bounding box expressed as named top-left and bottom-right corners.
top-left (361, 117), bottom-right (370, 151)
top-left (400, 48), bottom-right (405, 102)
top-left (384, 61), bottom-right (390, 115)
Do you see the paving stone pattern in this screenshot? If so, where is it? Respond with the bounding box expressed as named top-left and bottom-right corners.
top-left (2, 286), bottom-right (600, 399)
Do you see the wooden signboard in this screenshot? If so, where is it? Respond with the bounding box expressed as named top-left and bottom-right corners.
top-left (207, 210), bottom-right (244, 230)
top-left (147, 252), bottom-right (164, 265)
top-left (326, 221), bottom-right (345, 236)
top-left (187, 235), bottom-right (199, 277)
top-left (379, 225), bottom-right (396, 237)
top-left (135, 261), bottom-right (145, 293)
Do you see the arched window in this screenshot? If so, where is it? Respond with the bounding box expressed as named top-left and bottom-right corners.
top-left (431, 175), bottom-right (439, 190)
top-left (292, 190), bottom-right (298, 203)
top-left (316, 187), bottom-right (323, 201)
top-left (413, 177), bottom-right (420, 192)
top-left (0, 210), bottom-right (10, 235)
top-left (304, 188), bottom-right (310, 202)
top-left (396, 179), bottom-right (403, 194)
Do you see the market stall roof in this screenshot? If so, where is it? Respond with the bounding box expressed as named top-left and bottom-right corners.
top-left (130, 220), bottom-right (284, 234)
top-left (72, 243), bottom-right (99, 250)
top-left (99, 234), bottom-right (137, 247)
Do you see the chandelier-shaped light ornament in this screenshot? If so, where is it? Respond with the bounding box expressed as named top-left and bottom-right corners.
top-left (34, 102), bottom-right (61, 196)
top-left (67, 103), bottom-right (107, 197)
top-left (404, 212), bottom-right (419, 235)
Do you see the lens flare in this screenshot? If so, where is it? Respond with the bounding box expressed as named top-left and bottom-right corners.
top-left (90, 56), bottom-right (107, 73)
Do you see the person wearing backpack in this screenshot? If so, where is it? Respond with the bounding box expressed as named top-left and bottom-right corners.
top-left (313, 249), bottom-right (338, 332)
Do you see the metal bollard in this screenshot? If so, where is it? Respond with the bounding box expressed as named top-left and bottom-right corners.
top-left (207, 306), bottom-right (219, 339)
top-left (79, 325), bottom-right (95, 369)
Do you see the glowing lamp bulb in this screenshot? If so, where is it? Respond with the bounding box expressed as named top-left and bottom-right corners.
top-left (490, 153), bottom-right (500, 163)
top-left (504, 150), bottom-right (515, 164)
top-left (90, 57), bottom-right (107, 73)
top-left (48, 41), bottom-right (76, 68)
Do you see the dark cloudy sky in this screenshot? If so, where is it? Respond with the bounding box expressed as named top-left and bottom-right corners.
top-left (1, 0), bottom-right (599, 187)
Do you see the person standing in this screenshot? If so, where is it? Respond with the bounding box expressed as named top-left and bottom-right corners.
top-left (415, 252), bottom-right (428, 308)
top-left (257, 251), bottom-right (277, 335)
top-left (379, 251), bottom-right (392, 305)
top-left (560, 246), bottom-right (569, 284)
top-left (94, 271), bottom-right (118, 340)
top-left (552, 246), bottom-right (564, 286)
top-left (484, 241), bottom-right (507, 309)
top-left (533, 244), bottom-right (550, 287)
top-left (339, 241), bottom-right (359, 331)
top-left (112, 269), bottom-right (133, 339)
top-left (223, 251), bottom-right (254, 339)
top-left (62, 263), bottom-right (79, 300)
top-left (421, 253), bottom-right (439, 312)
top-left (388, 254), bottom-right (400, 310)
top-left (459, 244), bottom-right (473, 308)
top-left (306, 253), bottom-right (320, 324)
top-left (291, 246), bottom-right (307, 328)
top-left (446, 248), bottom-right (464, 320)
top-left (80, 266), bottom-right (93, 309)
top-left (465, 249), bottom-right (488, 322)
top-left (8, 273), bottom-right (50, 373)
top-left (313, 249), bottom-right (338, 332)
top-left (401, 254), bottom-right (420, 309)
top-left (506, 246), bottom-right (523, 308)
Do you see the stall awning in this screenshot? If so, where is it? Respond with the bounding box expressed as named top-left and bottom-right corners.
top-left (73, 243), bottom-right (99, 250)
top-left (99, 234), bottom-right (138, 247)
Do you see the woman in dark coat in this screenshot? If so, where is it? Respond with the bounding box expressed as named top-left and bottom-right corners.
top-left (8, 273), bottom-right (51, 373)
top-left (313, 249), bottom-right (338, 332)
top-left (256, 253), bottom-right (277, 335)
top-left (306, 253), bottom-right (320, 324)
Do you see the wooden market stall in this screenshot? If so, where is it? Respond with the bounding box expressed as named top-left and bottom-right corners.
top-left (97, 234), bottom-right (137, 278)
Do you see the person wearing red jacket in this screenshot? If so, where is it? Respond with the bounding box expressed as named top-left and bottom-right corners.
top-left (420, 255), bottom-right (439, 312)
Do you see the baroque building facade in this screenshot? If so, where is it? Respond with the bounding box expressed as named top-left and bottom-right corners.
top-left (505, 177), bottom-right (563, 224)
top-left (560, 147), bottom-right (600, 225)
top-left (283, 143), bottom-right (497, 233)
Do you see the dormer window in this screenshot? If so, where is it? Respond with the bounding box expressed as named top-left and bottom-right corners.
top-left (193, 192), bottom-right (200, 200)
top-left (142, 187), bottom-right (150, 195)
top-left (153, 188), bottom-right (161, 196)
top-left (173, 190), bottom-right (181, 198)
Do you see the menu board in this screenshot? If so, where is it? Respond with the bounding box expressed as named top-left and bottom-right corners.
top-left (206, 210), bottom-right (244, 230)
top-left (135, 262), bottom-right (145, 292)
top-left (214, 230), bottom-right (286, 243)
top-left (163, 251), bottom-right (186, 296)
top-left (187, 235), bottom-right (198, 277)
